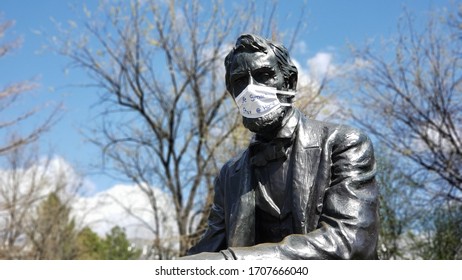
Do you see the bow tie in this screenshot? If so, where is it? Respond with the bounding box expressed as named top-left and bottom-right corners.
top-left (249, 139), bottom-right (292, 167)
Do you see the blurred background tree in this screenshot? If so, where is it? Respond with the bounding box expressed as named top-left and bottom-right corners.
top-left (0, 19), bottom-right (59, 156)
top-left (76, 226), bottom-right (106, 259)
top-left (409, 204), bottom-right (462, 259)
top-left (75, 226), bottom-right (141, 260)
top-left (375, 148), bottom-right (421, 260)
top-left (103, 226), bottom-right (141, 260)
top-left (349, 8), bottom-right (462, 203)
top-left (27, 192), bottom-right (77, 259)
top-left (348, 5), bottom-right (462, 259)
top-left (0, 17), bottom-right (65, 259)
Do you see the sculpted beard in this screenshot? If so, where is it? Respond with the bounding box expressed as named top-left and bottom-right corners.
top-left (242, 106), bottom-right (289, 135)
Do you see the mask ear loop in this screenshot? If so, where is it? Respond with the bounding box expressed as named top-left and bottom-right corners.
top-left (277, 90), bottom-right (296, 107)
top-left (248, 71), bottom-right (254, 85)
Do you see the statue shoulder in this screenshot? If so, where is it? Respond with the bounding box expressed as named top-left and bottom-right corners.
top-left (219, 149), bottom-right (249, 175)
top-left (297, 114), bottom-right (373, 150)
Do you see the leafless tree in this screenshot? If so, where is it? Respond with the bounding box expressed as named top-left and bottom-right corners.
top-left (449, 5), bottom-right (462, 41)
top-left (0, 19), bottom-right (58, 156)
top-left (373, 146), bottom-right (432, 260)
top-left (0, 144), bottom-right (83, 259)
top-left (51, 0), bottom-right (330, 257)
top-left (0, 146), bottom-right (44, 259)
top-left (0, 16), bottom-right (65, 259)
top-left (349, 8), bottom-right (462, 203)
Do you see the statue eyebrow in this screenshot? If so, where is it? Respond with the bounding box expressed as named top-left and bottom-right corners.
top-left (252, 66), bottom-right (276, 75)
top-left (230, 65), bottom-right (276, 81)
top-left (230, 71), bottom-right (247, 82)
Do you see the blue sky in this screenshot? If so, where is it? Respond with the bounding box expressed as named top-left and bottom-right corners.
top-left (0, 0), bottom-right (456, 193)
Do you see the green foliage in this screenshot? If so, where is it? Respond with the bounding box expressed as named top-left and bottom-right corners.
top-left (103, 226), bottom-right (141, 260)
top-left (431, 207), bottom-right (462, 259)
top-left (376, 150), bottom-right (420, 260)
top-left (75, 226), bottom-right (142, 260)
top-left (412, 205), bottom-right (462, 259)
top-left (376, 148), bottom-right (462, 260)
top-left (28, 194), bottom-right (141, 260)
top-left (29, 192), bottom-right (78, 259)
top-left (76, 227), bottom-right (106, 260)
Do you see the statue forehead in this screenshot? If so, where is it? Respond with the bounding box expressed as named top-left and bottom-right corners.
top-left (229, 51), bottom-right (278, 74)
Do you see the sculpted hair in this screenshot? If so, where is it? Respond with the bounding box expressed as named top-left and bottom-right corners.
top-left (224, 34), bottom-right (298, 93)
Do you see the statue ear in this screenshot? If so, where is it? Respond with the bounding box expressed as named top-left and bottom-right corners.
top-left (288, 73), bottom-right (297, 91)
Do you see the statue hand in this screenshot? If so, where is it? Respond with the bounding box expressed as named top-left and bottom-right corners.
top-left (180, 252), bottom-right (225, 260)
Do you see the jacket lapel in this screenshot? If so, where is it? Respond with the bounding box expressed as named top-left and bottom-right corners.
top-left (227, 150), bottom-right (255, 246)
top-left (291, 115), bottom-right (323, 234)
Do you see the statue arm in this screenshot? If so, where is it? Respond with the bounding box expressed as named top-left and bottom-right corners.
top-left (186, 171), bottom-right (227, 256)
top-left (226, 128), bottom-right (379, 259)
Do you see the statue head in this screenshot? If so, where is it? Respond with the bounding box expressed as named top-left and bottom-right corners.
top-left (224, 34), bottom-right (298, 136)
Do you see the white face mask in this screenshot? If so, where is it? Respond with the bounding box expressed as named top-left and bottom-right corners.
top-left (234, 83), bottom-right (295, 118)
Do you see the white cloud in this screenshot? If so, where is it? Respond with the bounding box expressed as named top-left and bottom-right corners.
top-left (292, 51), bottom-right (336, 92)
top-left (292, 52), bottom-right (334, 97)
top-left (0, 156), bottom-right (83, 206)
top-left (296, 50), bottom-right (369, 87)
top-left (292, 51), bottom-right (347, 120)
top-left (307, 52), bottom-right (336, 80)
top-left (73, 183), bottom-right (177, 240)
top-left (1, 155), bottom-right (176, 242)
top-left (292, 59), bottom-right (308, 86)
top-left (0, 156), bottom-right (85, 250)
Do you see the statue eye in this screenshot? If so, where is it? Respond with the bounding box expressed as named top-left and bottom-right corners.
top-left (235, 77), bottom-right (247, 84)
top-left (254, 72), bottom-right (274, 83)
top-left (231, 75), bottom-right (247, 86)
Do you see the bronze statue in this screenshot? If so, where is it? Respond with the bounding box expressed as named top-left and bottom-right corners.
top-left (183, 34), bottom-right (379, 260)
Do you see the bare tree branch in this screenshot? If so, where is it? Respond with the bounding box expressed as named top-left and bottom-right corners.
top-left (349, 7), bottom-right (462, 203)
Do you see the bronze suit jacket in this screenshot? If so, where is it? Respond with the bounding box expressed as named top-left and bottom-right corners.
top-left (188, 110), bottom-right (379, 259)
